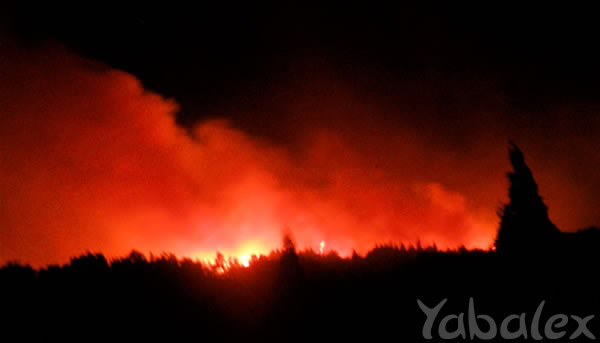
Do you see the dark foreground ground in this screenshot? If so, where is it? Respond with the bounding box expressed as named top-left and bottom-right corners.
top-left (1, 243), bottom-right (598, 342)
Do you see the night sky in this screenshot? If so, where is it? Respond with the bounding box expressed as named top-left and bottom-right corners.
top-left (2, 4), bottom-right (599, 266)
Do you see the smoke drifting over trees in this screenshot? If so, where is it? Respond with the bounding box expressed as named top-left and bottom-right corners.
top-left (2, 25), bottom-right (600, 266)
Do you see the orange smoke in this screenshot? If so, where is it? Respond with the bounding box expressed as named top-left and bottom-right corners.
top-left (1, 37), bottom-right (598, 267)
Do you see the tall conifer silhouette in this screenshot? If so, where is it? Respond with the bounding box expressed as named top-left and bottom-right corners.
top-left (495, 142), bottom-right (560, 255)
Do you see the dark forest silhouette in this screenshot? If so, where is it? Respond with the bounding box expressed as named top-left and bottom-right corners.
top-left (2, 144), bottom-right (599, 341)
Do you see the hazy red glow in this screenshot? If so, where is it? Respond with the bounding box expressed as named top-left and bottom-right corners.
top-left (1, 39), bottom-right (599, 267)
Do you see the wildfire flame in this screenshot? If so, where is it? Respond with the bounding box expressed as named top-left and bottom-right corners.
top-left (3, 36), bottom-right (555, 268)
top-left (240, 255), bottom-right (250, 267)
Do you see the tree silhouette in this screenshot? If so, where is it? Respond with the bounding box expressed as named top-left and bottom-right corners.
top-left (495, 142), bottom-right (560, 255)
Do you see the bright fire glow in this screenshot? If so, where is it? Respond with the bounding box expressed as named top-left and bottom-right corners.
top-left (8, 37), bottom-right (597, 268)
top-left (240, 255), bottom-right (250, 267)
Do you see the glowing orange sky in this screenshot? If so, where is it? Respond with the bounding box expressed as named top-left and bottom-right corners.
top-left (1, 37), bottom-right (599, 267)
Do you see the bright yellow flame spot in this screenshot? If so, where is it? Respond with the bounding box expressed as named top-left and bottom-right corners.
top-left (189, 240), bottom-right (268, 271)
top-left (320, 241), bottom-right (325, 254)
top-left (240, 255), bottom-right (250, 267)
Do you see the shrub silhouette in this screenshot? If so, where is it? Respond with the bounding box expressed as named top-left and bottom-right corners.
top-left (1, 238), bottom-right (599, 340)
